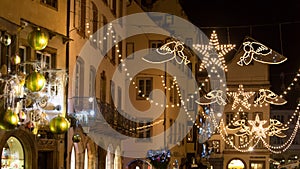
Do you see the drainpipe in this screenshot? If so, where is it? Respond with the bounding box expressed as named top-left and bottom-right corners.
top-left (64, 0), bottom-right (71, 169)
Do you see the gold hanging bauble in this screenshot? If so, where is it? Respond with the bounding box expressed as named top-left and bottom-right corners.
top-left (49, 114), bottom-right (70, 134)
top-left (0, 108), bottom-right (19, 130)
top-left (25, 71), bottom-right (46, 92)
top-left (27, 28), bottom-right (49, 50)
top-left (72, 133), bottom-right (81, 143)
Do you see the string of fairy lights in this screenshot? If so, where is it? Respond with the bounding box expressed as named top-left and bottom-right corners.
top-left (83, 16), bottom-right (300, 153)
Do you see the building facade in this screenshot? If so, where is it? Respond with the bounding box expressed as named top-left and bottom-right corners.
top-left (0, 0), bottom-right (69, 169)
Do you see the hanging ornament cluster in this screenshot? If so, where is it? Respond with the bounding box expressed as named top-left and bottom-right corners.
top-left (0, 25), bottom-right (69, 135)
top-left (27, 27), bottom-right (49, 51)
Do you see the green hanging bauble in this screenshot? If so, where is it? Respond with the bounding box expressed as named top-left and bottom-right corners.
top-left (0, 108), bottom-right (19, 130)
top-left (25, 71), bottom-right (46, 92)
top-left (72, 133), bottom-right (82, 143)
top-left (27, 28), bottom-right (49, 50)
top-left (49, 114), bottom-right (70, 134)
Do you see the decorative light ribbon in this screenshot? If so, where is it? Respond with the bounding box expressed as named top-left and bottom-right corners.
top-left (195, 90), bottom-right (227, 105)
top-left (143, 40), bottom-right (190, 65)
top-left (237, 38), bottom-right (287, 66)
top-left (254, 89), bottom-right (287, 105)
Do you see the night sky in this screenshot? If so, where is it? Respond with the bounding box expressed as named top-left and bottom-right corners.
top-left (180, 0), bottom-right (300, 109)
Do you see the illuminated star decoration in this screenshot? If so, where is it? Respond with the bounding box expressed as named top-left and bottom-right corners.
top-left (226, 116), bottom-right (288, 138)
top-left (193, 30), bottom-right (236, 72)
top-left (195, 90), bottom-right (227, 105)
top-left (143, 40), bottom-right (190, 65)
top-left (248, 114), bottom-right (268, 138)
top-left (236, 37), bottom-right (287, 66)
top-left (254, 89), bottom-right (287, 105)
top-left (227, 84), bottom-right (255, 111)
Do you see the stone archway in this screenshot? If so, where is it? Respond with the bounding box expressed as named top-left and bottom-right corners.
top-left (0, 128), bottom-right (38, 169)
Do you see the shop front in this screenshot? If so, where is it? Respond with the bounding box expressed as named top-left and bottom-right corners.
top-left (0, 128), bottom-right (38, 169)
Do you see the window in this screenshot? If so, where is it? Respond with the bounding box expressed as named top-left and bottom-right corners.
top-left (40, 0), bottom-right (58, 9)
top-left (118, 0), bottom-right (123, 25)
top-left (1, 137), bottom-right (24, 169)
top-left (240, 112), bottom-right (248, 121)
top-left (117, 86), bottom-right (122, 109)
top-left (92, 2), bottom-right (98, 34)
top-left (70, 146), bottom-right (76, 169)
top-left (19, 46), bottom-right (29, 73)
top-left (212, 140), bottom-right (220, 153)
top-left (185, 38), bottom-right (193, 47)
top-left (149, 40), bottom-right (163, 51)
top-left (187, 94), bottom-right (195, 111)
top-left (186, 124), bottom-right (193, 143)
top-left (111, 0), bottom-right (117, 15)
top-left (89, 66), bottom-right (96, 96)
top-left (169, 119), bottom-right (173, 144)
top-left (100, 71), bottom-right (107, 102)
top-left (228, 159), bottom-right (245, 169)
top-left (110, 28), bottom-right (116, 63)
top-left (136, 77), bottom-right (152, 100)
top-left (84, 148), bottom-right (88, 169)
top-left (250, 161), bottom-right (264, 169)
top-left (273, 115), bottom-right (284, 123)
top-left (118, 40), bottom-right (122, 65)
top-left (226, 112), bottom-right (234, 125)
top-left (137, 119), bottom-right (152, 141)
top-left (101, 15), bottom-right (108, 55)
top-left (126, 42), bottom-right (134, 59)
top-left (110, 80), bottom-right (115, 105)
top-left (35, 50), bottom-right (56, 70)
top-left (225, 134), bottom-right (235, 149)
top-left (239, 135), bottom-right (249, 148)
top-left (75, 58), bottom-right (84, 99)
top-left (165, 14), bottom-right (174, 25)
top-left (253, 136), bottom-right (263, 148)
top-left (78, 0), bottom-right (86, 37)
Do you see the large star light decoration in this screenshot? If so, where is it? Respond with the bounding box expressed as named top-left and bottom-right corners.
top-left (227, 85), bottom-right (255, 111)
top-left (193, 30), bottom-right (236, 72)
top-left (248, 114), bottom-right (267, 138)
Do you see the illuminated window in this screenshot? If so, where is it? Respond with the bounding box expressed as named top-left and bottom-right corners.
top-left (228, 159), bottom-right (245, 169)
top-left (250, 161), bottom-right (264, 169)
top-left (70, 146), bottom-right (76, 169)
top-left (1, 137), bottom-right (24, 169)
top-left (84, 148), bottom-right (88, 169)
